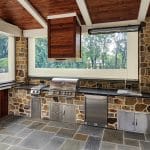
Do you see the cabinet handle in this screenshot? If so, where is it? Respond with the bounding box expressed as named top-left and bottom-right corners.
top-left (63, 110), bottom-right (65, 116)
top-left (135, 119), bottom-right (138, 126)
top-left (132, 122), bottom-right (135, 126)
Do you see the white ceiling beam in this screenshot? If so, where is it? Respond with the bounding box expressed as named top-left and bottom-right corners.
top-left (47, 12), bottom-right (77, 19)
top-left (17, 0), bottom-right (47, 28)
top-left (47, 12), bottom-right (81, 26)
top-left (76, 0), bottom-right (92, 26)
top-left (23, 29), bottom-right (47, 37)
top-left (82, 19), bottom-right (140, 32)
top-left (0, 19), bottom-right (22, 36)
top-left (138, 0), bottom-right (150, 22)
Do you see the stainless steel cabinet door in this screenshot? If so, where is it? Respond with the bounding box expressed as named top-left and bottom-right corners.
top-left (135, 113), bottom-right (150, 133)
top-left (31, 97), bottom-right (41, 118)
top-left (62, 104), bottom-right (76, 123)
top-left (49, 102), bottom-right (63, 121)
top-left (50, 102), bottom-right (76, 123)
top-left (85, 94), bottom-right (107, 127)
top-left (117, 110), bottom-right (135, 132)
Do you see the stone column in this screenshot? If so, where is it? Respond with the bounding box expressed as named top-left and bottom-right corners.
top-left (15, 37), bottom-right (28, 83)
top-left (139, 18), bottom-right (150, 93)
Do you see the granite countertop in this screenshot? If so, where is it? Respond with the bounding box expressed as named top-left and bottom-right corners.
top-left (0, 81), bottom-right (17, 90)
top-left (14, 84), bottom-right (35, 90)
top-left (14, 84), bottom-right (50, 91)
top-left (13, 84), bottom-right (150, 98)
top-left (77, 88), bottom-right (150, 98)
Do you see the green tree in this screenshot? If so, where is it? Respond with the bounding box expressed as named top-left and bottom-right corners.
top-left (35, 33), bottom-right (127, 69)
top-left (0, 34), bottom-right (8, 72)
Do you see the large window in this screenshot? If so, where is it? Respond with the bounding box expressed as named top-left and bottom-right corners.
top-left (0, 34), bottom-right (8, 73)
top-left (35, 33), bottom-right (127, 69)
top-left (0, 33), bottom-right (15, 83)
top-left (29, 31), bottom-right (138, 80)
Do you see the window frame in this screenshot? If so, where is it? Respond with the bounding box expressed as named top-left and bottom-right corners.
top-left (28, 31), bottom-right (139, 80)
top-left (0, 33), bottom-right (15, 83)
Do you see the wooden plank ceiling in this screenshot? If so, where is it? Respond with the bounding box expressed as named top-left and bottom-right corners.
top-left (0, 0), bottom-right (42, 29)
top-left (0, 0), bottom-right (84, 29)
top-left (0, 0), bottom-right (148, 29)
top-left (85, 0), bottom-right (141, 24)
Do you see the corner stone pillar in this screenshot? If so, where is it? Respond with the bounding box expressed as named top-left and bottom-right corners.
top-left (139, 18), bottom-right (150, 93)
top-left (15, 37), bottom-right (28, 83)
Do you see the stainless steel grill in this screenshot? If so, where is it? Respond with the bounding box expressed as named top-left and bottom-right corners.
top-left (49, 78), bottom-right (78, 97)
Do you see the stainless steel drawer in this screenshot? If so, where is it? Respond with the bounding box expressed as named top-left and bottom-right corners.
top-left (85, 94), bottom-right (107, 127)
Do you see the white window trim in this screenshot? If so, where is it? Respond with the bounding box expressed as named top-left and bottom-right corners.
top-left (0, 36), bottom-right (15, 83)
top-left (28, 32), bottom-right (138, 80)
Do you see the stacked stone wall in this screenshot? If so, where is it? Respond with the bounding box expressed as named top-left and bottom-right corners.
top-left (15, 37), bottom-right (28, 83)
top-left (108, 96), bottom-right (150, 129)
top-left (9, 88), bottom-right (85, 124)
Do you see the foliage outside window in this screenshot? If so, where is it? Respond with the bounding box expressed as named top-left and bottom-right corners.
top-left (35, 33), bottom-right (127, 69)
top-left (0, 34), bottom-right (8, 73)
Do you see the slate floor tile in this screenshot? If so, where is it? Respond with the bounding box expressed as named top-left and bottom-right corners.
top-left (1, 136), bottom-right (22, 145)
top-left (16, 128), bottom-right (33, 138)
top-left (28, 121), bottom-right (46, 130)
top-left (19, 130), bottom-right (54, 149)
top-left (85, 136), bottom-right (101, 150)
top-left (140, 141), bottom-right (150, 150)
top-left (42, 136), bottom-right (65, 150)
top-left (1, 115), bottom-right (150, 150)
top-left (103, 129), bottom-right (123, 144)
top-left (124, 131), bottom-right (145, 140)
top-left (42, 126), bottom-right (60, 133)
top-left (0, 134), bottom-right (7, 141)
top-left (28, 118), bottom-right (49, 123)
top-left (8, 146), bottom-right (33, 150)
top-left (124, 138), bottom-right (139, 147)
top-left (19, 120), bottom-right (33, 126)
top-left (0, 124), bottom-right (26, 135)
top-left (60, 139), bottom-right (85, 150)
top-left (56, 128), bottom-right (76, 138)
top-left (0, 115), bottom-right (25, 128)
top-left (100, 142), bottom-right (116, 150)
top-left (73, 133), bottom-right (88, 141)
top-left (145, 134), bottom-right (150, 141)
top-left (117, 144), bottom-right (140, 150)
top-left (78, 125), bottom-right (104, 137)
top-left (48, 120), bottom-right (79, 130)
top-left (0, 142), bottom-right (10, 150)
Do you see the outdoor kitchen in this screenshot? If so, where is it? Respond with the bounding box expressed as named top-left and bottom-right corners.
top-left (1, 0), bottom-right (150, 150)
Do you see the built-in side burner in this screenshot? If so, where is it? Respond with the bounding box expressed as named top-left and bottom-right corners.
top-left (30, 83), bottom-right (47, 118)
top-left (31, 84), bottom-right (47, 96)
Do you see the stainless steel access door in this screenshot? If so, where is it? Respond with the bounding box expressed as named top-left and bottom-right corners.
top-left (85, 94), bottom-right (107, 127)
top-left (31, 96), bottom-right (41, 118)
top-left (49, 102), bottom-right (76, 123)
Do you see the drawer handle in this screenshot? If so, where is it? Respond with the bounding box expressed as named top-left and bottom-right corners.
top-left (135, 119), bottom-right (138, 126)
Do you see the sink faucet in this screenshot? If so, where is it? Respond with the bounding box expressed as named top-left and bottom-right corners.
top-left (124, 79), bottom-right (127, 89)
